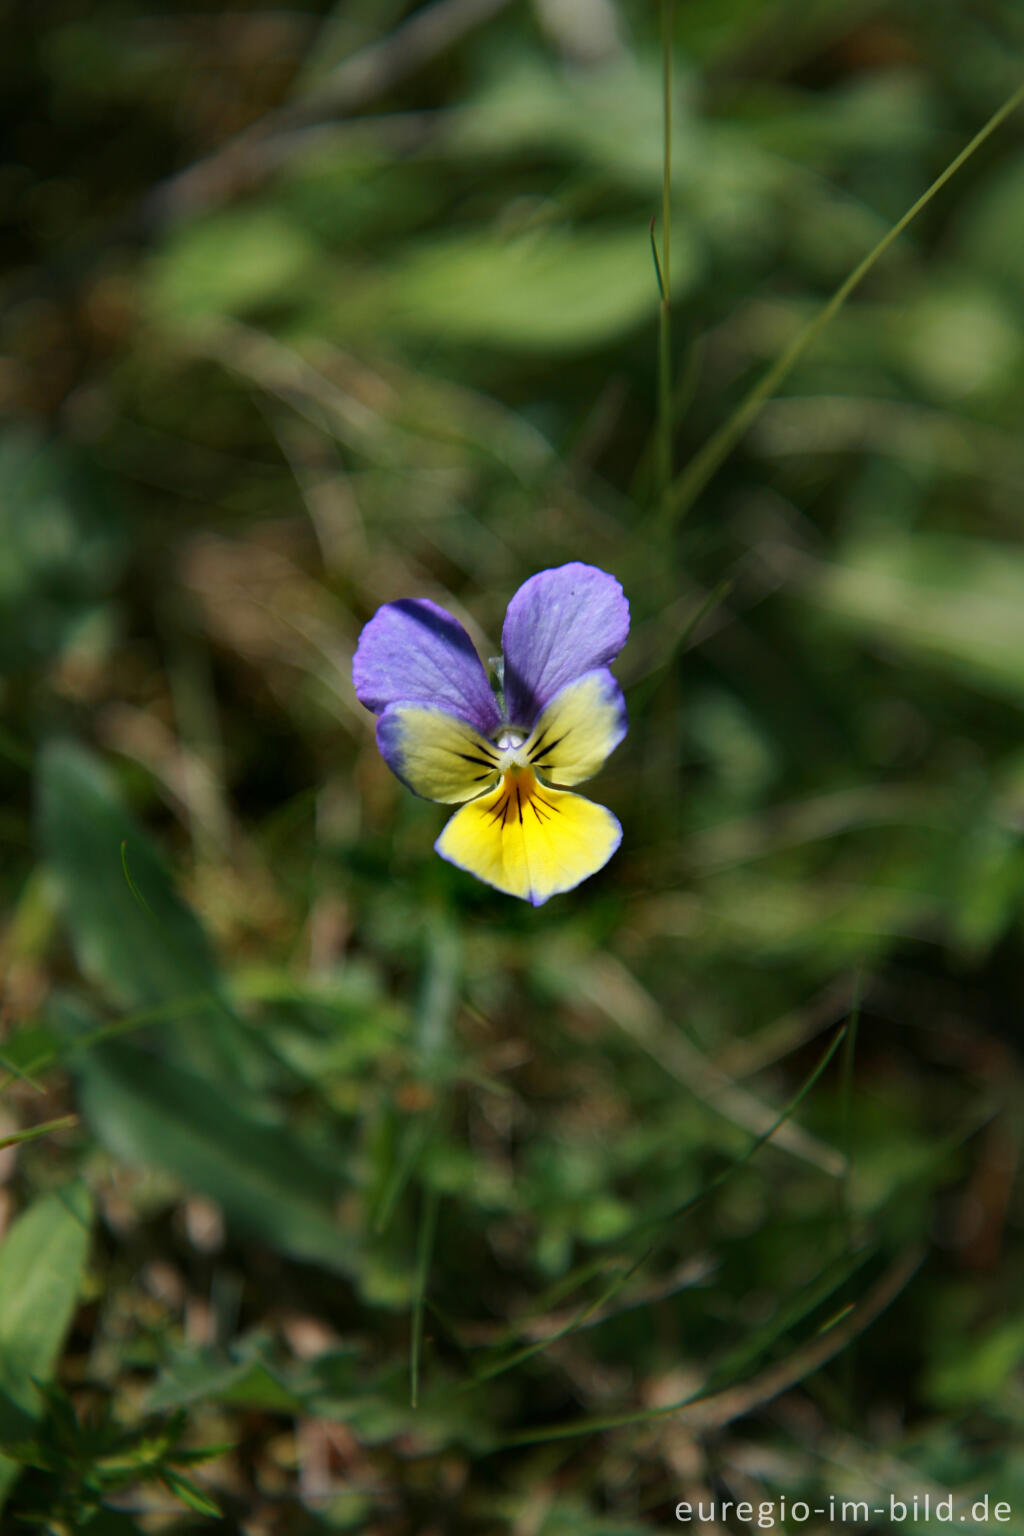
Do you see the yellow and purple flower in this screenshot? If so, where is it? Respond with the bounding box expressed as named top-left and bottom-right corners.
top-left (353, 563), bottom-right (629, 905)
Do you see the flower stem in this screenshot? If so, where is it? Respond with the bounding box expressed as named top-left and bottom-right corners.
top-left (660, 76), bottom-right (1024, 530)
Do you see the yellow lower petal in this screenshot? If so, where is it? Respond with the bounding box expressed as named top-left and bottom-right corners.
top-left (435, 770), bottom-right (621, 905)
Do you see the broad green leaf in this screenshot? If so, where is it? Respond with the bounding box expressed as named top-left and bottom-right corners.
top-left (806, 535), bottom-right (1024, 701)
top-left (376, 225), bottom-right (696, 352)
top-left (37, 741), bottom-right (245, 1077)
top-left (73, 1039), bottom-right (358, 1277)
top-left (146, 208), bottom-right (321, 322)
top-left (454, 55), bottom-right (683, 191)
top-left (0, 1182), bottom-right (93, 1509)
top-left (925, 1313), bottom-right (1024, 1408)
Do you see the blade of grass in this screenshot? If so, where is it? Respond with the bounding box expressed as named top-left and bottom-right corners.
top-left (0, 1052), bottom-right (47, 1096)
top-left (434, 1023), bottom-right (847, 1397)
top-left (74, 993), bottom-right (226, 1056)
top-left (700, 1244), bottom-right (876, 1397)
top-left (448, 1251), bottom-right (617, 1361)
top-left (376, 913), bottom-right (458, 1234)
top-left (661, 78), bottom-right (1024, 528)
top-left (373, 1105), bottom-right (439, 1235)
top-left (633, 1022), bottom-right (848, 1238)
top-left (624, 577), bottom-right (734, 717)
top-left (499, 1245), bottom-right (924, 1446)
top-left (576, 954), bottom-right (846, 1175)
top-left (0, 1116), bottom-right (78, 1150)
top-left (424, 1295), bottom-right (482, 1375)
top-left (0, 992), bottom-right (230, 1091)
top-left (630, 333), bottom-right (704, 503)
top-left (410, 1187), bottom-right (439, 1408)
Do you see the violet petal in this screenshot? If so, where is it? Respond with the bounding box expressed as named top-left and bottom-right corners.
top-left (501, 563), bottom-right (630, 727)
top-left (353, 598), bottom-right (501, 734)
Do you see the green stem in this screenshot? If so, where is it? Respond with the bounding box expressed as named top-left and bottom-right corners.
top-left (662, 77), bottom-right (1024, 529)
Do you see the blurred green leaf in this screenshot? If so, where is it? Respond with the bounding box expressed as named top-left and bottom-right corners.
top-left (37, 741), bottom-right (245, 1078)
top-left (73, 1038), bottom-right (358, 1278)
top-left (375, 225), bottom-right (695, 352)
top-left (146, 207), bottom-right (322, 322)
top-left (806, 534), bottom-right (1024, 701)
top-left (925, 1312), bottom-right (1024, 1408)
top-left (455, 54), bottom-right (680, 191)
top-left (897, 281), bottom-right (1020, 403)
top-left (0, 1181), bottom-right (92, 1509)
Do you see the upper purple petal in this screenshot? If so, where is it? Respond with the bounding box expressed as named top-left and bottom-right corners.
top-left (501, 563), bottom-right (630, 727)
top-left (353, 598), bottom-right (502, 734)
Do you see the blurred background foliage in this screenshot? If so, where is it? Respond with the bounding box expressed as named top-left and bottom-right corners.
top-left (2, 0), bottom-right (1024, 1529)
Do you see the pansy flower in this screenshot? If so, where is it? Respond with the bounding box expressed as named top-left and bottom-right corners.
top-left (353, 563), bottom-right (629, 905)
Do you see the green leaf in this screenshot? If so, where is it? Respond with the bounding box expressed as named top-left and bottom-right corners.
top-left (925, 1312), bottom-right (1024, 1408)
top-left (806, 534), bottom-right (1024, 702)
top-left (36, 741), bottom-right (245, 1078)
top-left (73, 1039), bottom-right (358, 1277)
top-left (160, 1467), bottom-right (222, 1518)
top-left (376, 224), bottom-right (696, 352)
top-left (0, 1181), bottom-right (93, 1509)
top-left (454, 54), bottom-right (681, 191)
top-left (146, 207), bottom-right (321, 323)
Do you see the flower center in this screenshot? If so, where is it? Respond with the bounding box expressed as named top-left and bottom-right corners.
top-left (492, 726), bottom-right (532, 774)
top-left (486, 763), bottom-right (560, 829)
top-left (487, 727), bottom-right (563, 823)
